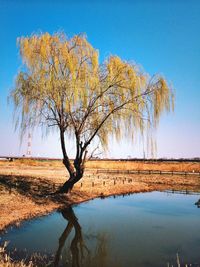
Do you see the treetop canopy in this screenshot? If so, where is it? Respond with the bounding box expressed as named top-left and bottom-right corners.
top-left (12, 32), bottom-right (174, 153)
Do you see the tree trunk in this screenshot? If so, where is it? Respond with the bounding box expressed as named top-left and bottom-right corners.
top-left (58, 173), bottom-right (83, 193)
top-left (58, 128), bottom-right (85, 194)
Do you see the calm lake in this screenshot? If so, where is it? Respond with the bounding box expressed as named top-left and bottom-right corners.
top-left (1, 191), bottom-right (200, 267)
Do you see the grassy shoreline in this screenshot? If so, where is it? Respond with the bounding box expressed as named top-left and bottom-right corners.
top-left (0, 159), bottom-right (200, 232)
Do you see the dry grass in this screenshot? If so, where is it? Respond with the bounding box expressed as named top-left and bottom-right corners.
top-left (0, 242), bottom-right (34, 267)
top-left (86, 159), bottom-right (200, 172)
top-left (0, 158), bottom-right (200, 172)
top-left (0, 242), bottom-right (53, 267)
top-left (167, 253), bottom-right (195, 267)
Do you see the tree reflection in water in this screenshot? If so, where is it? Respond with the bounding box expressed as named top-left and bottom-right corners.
top-left (195, 198), bottom-right (200, 208)
top-left (53, 207), bottom-right (113, 267)
top-left (53, 207), bottom-right (87, 266)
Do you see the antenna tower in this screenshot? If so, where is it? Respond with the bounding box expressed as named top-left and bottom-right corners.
top-left (26, 132), bottom-right (32, 157)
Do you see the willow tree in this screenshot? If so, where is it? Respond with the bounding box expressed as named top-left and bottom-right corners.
top-left (11, 32), bottom-right (174, 193)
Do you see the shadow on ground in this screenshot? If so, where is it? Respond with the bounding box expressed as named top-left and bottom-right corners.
top-left (0, 175), bottom-right (84, 205)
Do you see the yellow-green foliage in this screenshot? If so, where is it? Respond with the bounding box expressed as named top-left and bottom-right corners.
top-left (12, 32), bottom-right (174, 153)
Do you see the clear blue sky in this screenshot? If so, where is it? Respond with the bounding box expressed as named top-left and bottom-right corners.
top-left (0, 0), bottom-right (199, 158)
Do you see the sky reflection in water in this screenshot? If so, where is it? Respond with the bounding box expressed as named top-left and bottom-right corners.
top-left (1, 191), bottom-right (200, 267)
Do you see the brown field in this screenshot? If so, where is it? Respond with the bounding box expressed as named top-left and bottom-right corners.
top-left (1, 158), bottom-right (200, 172)
top-left (0, 159), bottom-right (200, 233)
top-left (86, 159), bottom-right (200, 172)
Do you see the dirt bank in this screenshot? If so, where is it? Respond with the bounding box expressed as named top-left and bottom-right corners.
top-left (0, 160), bottom-right (200, 232)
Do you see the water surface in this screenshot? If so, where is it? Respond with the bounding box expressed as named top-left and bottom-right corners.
top-left (1, 191), bottom-right (200, 267)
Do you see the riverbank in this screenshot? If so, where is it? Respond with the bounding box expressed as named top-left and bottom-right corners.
top-left (0, 174), bottom-right (151, 232)
top-left (0, 160), bottom-right (200, 232)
